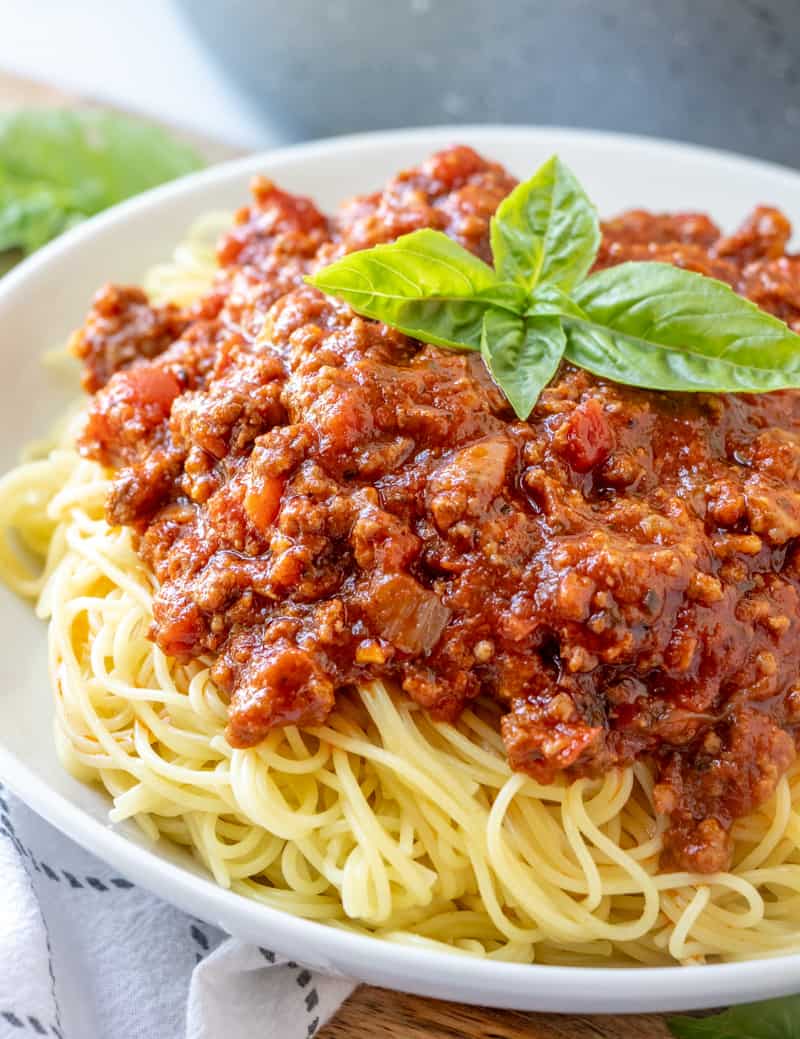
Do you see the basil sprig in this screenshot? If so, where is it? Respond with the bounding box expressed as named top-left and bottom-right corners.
top-left (668, 994), bottom-right (800, 1038)
top-left (307, 156), bottom-right (800, 418)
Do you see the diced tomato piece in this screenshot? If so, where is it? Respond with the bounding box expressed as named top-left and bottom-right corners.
top-left (555, 398), bottom-right (615, 473)
top-left (244, 475), bottom-right (284, 531)
top-left (80, 365), bottom-right (181, 466)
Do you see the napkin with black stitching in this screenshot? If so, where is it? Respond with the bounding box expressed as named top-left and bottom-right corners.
top-left (0, 784), bottom-right (355, 1039)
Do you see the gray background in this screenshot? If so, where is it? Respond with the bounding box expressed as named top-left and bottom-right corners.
top-left (176, 0), bottom-right (800, 165)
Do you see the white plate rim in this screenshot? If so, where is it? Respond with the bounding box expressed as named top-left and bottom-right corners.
top-left (2, 124), bottom-right (800, 1014)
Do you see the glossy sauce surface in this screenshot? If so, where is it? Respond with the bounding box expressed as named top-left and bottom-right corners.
top-left (73, 147), bottom-right (800, 872)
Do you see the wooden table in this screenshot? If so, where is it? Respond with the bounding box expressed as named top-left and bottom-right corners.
top-left (0, 68), bottom-right (676, 1039)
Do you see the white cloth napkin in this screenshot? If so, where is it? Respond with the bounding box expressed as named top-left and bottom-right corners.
top-left (0, 782), bottom-right (356, 1039)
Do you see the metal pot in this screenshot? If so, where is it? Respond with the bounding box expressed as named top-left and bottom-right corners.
top-left (174, 0), bottom-right (800, 164)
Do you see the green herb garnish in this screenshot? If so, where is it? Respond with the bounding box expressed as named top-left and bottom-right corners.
top-left (307, 156), bottom-right (800, 417)
top-left (0, 109), bottom-right (204, 259)
top-left (668, 995), bottom-right (800, 1038)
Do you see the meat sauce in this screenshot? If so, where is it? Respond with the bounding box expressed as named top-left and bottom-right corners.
top-left (71, 147), bottom-right (800, 874)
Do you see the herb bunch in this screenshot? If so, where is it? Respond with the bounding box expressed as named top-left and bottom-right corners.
top-left (308, 157), bottom-right (800, 418)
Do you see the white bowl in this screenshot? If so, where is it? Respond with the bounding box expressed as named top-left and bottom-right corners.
top-left (2, 126), bottom-right (800, 1014)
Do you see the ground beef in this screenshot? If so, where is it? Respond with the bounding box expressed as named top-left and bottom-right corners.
top-left (74, 145), bottom-right (800, 873)
top-left (70, 284), bottom-right (190, 393)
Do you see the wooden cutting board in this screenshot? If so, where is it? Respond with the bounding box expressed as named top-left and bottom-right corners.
top-left (0, 69), bottom-right (678, 1039)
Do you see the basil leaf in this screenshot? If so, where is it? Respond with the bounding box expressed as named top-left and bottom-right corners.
top-left (668, 995), bottom-right (800, 1038)
top-left (566, 262), bottom-right (800, 392)
top-left (490, 155), bottom-right (600, 293)
top-left (0, 109), bottom-right (204, 255)
top-left (480, 309), bottom-right (565, 419)
top-left (527, 282), bottom-right (589, 322)
top-left (307, 228), bottom-right (525, 351)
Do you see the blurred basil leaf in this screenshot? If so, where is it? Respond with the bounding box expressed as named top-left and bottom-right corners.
top-left (0, 109), bottom-right (204, 258)
top-left (668, 996), bottom-right (800, 1039)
